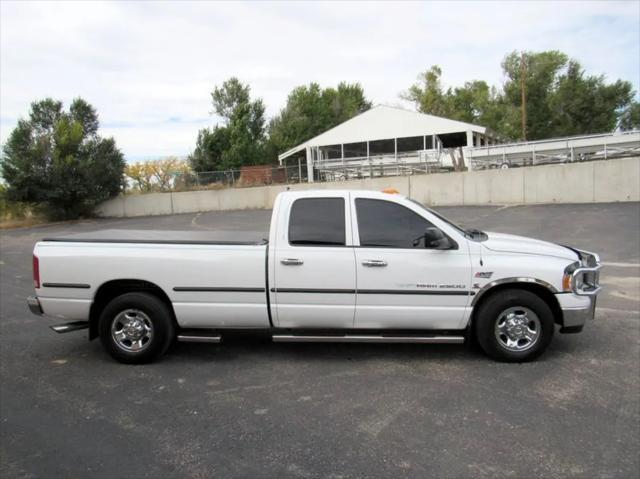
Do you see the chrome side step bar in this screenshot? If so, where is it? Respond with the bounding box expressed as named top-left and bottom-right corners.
top-left (50, 321), bottom-right (90, 334)
top-left (177, 334), bottom-right (221, 343)
top-left (272, 335), bottom-right (465, 344)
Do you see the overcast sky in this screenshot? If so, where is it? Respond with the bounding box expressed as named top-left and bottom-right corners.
top-left (1, 0), bottom-right (639, 161)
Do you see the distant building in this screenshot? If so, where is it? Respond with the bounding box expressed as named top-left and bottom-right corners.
top-left (277, 105), bottom-right (499, 182)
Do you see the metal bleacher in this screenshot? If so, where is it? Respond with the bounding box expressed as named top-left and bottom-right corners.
top-left (311, 130), bottom-right (640, 180)
top-left (465, 130), bottom-right (640, 170)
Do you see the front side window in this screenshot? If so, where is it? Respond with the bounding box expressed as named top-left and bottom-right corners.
top-left (356, 198), bottom-right (434, 248)
top-left (289, 198), bottom-right (346, 246)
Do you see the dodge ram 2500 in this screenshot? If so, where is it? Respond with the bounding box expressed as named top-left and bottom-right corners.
top-left (27, 190), bottom-right (602, 363)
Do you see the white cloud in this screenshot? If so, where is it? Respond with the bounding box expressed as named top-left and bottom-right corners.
top-left (1, 0), bottom-right (638, 160)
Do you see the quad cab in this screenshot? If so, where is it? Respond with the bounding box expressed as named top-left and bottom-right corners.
top-left (28, 190), bottom-right (601, 363)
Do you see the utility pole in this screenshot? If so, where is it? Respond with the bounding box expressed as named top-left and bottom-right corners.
top-left (521, 51), bottom-right (527, 141)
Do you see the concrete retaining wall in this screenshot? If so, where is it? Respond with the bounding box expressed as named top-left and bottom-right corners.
top-left (95, 157), bottom-right (640, 217)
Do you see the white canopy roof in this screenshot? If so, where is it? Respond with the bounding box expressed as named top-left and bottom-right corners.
top-left (279, 105), bottom-right (490, 162)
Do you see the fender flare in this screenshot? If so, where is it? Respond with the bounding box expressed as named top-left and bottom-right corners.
top-left (470, 277), bottom-right (558, 307)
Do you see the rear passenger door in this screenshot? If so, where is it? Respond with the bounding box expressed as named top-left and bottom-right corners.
top-left (272, 194), bottom-right (357, 329)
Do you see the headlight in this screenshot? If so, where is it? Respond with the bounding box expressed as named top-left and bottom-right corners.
top-left (563, 261), bottom-right (580, 292)
top-left (574, 274), bottom-right (584, 290)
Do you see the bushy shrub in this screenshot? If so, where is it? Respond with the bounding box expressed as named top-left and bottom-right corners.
top-left (1, 98), bottom-right (125, 220)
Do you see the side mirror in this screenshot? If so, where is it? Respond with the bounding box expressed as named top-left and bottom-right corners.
top-left (417, 226), bottom-right (454, 249)
top-left (423, 227), bottom-right (444, 246)
top-left (412, 227), bottom-right (456, 249)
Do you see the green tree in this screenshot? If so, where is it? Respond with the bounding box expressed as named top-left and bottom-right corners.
top-left (69, 97), bottom-right (99, 136)
top-left (401, 66), bottom-right (452, 118)
top-left (189, 78), bottom-right (266, 172)
top-left (267, 82), bottom-right (371, 159)
top-left (211, 77), bottom-right (253, 121)
top-left (189, 126), bottom-right (231, 172)
top-left (448, 80), bottom-right (516, 134)
top-left (549, 61), bottom-right (634, 136)
top-left (29, 98), bottom-right (63, 133)
top-left (403, 50), bottom-right (636, 141)
top-left (504, 52), bottom-right (636, 139)
top-left (402, 67), bottom-right (518, 138)
top-left (1, 98), bottom-right (125, 219)
top-left (619, 101), bottom-right (640, 131)
top-left (501, 50), bottom-right (569, 139)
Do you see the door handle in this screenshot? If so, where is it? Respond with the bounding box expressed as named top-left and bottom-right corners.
top-left (281, 258), bottom-right (304, 266)
top-left (362, 259), bottom-right (388, 267)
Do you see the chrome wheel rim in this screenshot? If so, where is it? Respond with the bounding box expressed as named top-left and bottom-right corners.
top-left (111, 309), bottom-right (153, 353)
top-left (494, 306), bottom-right (541, 352)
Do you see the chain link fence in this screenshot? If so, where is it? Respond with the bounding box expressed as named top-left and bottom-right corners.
top-left (172, 157), bottom-right (447, 191)
top-left (173, 164), bottom-right (307, 190)
top-left (182, 161), bottom-right (440, 190)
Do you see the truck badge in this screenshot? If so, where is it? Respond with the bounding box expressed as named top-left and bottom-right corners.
top-left (475, 272), bottom-right (493, 279)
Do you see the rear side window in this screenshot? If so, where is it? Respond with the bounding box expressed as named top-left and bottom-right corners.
top-left (356, 198), bottom-right (433, 248)
top-left (289, 198), bottom-right (346, 246)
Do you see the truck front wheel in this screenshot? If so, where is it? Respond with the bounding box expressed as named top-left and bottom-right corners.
top-left (474, 289), bottom-right (554, 362)
top-left (98, 292), bottom-right (174, 364)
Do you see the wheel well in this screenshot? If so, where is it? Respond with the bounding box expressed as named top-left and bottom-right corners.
top-left (469, 282), bottom-right (563, 332)
top-left (89, 279), bottom-right (177, 340)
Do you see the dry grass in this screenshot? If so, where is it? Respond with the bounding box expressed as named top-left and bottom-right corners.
top-left (0, 216), bottom-right (50, 230)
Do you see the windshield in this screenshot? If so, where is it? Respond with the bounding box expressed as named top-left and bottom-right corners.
top-left (408, 199), bottom-right (487, 241)
top-left (408, 199), bottom-right (466, 235)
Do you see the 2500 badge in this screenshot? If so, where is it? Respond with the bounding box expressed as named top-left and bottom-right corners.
top-left (415, 283), bottom-right (466, 289)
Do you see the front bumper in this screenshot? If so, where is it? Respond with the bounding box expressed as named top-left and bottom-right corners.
top-left (559, 295), bottom-right (597, 333)
top-left (27, 296), bottom-right (43, 315)
top-left (558, 248), bottom-right (602, 333)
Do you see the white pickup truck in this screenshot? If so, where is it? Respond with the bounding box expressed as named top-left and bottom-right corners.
top-left (27, 190), bottom-right (601, 363)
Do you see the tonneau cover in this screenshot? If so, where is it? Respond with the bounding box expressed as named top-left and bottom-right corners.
top-left (42, 229), bottom-right (268, 245)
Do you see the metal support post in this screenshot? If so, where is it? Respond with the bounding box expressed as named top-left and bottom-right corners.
top-left (306, 146), bottom-right (314, 183)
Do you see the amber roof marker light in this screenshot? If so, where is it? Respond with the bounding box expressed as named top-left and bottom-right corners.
top-left (381, 188), bottom-right (400, 194)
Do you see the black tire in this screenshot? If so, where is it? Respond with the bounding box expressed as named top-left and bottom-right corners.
top-left (474, 289), bottom-right (554, 362)
top-left (98, 292), bottom-right (175, 364)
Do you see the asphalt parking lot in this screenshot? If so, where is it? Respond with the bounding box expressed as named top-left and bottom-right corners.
top-left (1, 202), bottom-right (639, 479)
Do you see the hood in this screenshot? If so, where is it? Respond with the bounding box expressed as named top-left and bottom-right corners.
top-left (483, 232), bottom-right (578, 261)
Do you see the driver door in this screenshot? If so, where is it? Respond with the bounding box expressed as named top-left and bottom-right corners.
top-left (352, 197), bottom-right (472, 330)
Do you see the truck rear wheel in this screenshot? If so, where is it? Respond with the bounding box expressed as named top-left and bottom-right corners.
top-left (474, 289), bottom-right (554, 362)
top-left (98, 292), bottom-right (174, 364)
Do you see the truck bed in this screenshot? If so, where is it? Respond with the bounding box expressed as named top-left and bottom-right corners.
top-left (34, 229), bottom-right (270, 329)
